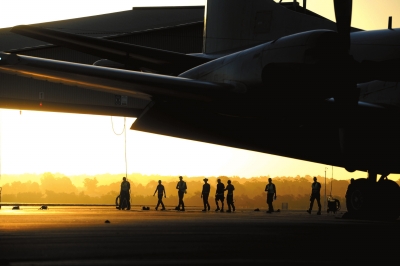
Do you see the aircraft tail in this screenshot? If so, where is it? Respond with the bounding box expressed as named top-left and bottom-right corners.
top-left (203, 0), bottom-right (338, 54)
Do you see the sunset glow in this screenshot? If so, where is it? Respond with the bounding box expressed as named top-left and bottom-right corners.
top-left (1, 0), bottom-right (400, 183)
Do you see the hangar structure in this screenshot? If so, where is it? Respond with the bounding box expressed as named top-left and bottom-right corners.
top-left (0, 2), bottom-right (339, 117)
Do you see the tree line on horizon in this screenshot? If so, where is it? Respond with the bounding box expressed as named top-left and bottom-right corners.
top-left (2, 173), bottom-right (399, 210)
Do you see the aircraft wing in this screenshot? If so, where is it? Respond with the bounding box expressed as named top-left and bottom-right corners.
top-left (10, 25), bottom-right (211, 75)
top-left (0, 52), bottom-right (233, 103)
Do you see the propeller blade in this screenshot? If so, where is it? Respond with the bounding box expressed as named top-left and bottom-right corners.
top-left (333, 0), bottom-right (357, 170)
top-left (333, 0), bottom-right (353, 51)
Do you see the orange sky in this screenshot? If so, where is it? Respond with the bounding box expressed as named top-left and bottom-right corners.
top-left (0, 1), bottom-right (399, 182)
top-left (1, 0), bottom-right (399, 30)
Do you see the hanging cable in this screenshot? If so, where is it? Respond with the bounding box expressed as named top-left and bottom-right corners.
top-left (0, 110), bottom-right (3, 209)
top-left (0, 110), bottom-right (2, 184)
top-left (124, 118), bottom-right (131, 205)
top-left (110, 116), bottom-right (129, 204)
top-left (0, 110), bottom-right (2, 209)
top-left (111, 116), bottom-right (125, 135)
top-left (330, 165), bottom-right (333, 196)
top-left (110, 116), bottom-right (128, 178)
top-left (124, 117), bottom-right (127, 179)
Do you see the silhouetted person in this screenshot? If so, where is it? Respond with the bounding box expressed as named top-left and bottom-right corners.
top-left (176, 176), bottom-right (187, 211)
top-left (201, 178), bottom-right (211, 211)
top-left (153, 180), bottom-right (166, 211)
top-left (265, 178), bottom-right (276, 213)
top-left (215, 179), bottom-right (225, 212)
top-left (225, 180), bottom-right (235, 212)
top-left (119, 177), bottom-right (131, 210)
top-left (345, 178), bottom-right (354, 203)
top-left (307, 176), bottom-right (321, 215)
top-left (345, 178), bottom-right (355, 200)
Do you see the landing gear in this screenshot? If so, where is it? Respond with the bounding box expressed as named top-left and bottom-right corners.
top-left (345, 178), bottom-right (369, 217)
top-left (344, 173), bottom-right (400, 220)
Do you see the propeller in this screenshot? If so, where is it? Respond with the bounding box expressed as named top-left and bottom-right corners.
top-left (333, 0), bottom-right (358, 172)
top-left (262, 1), bottom-right (399, 171)
top-left (332, 0), bottom-right (356, 106)
top-left (334, 0), bottom-right (352, 52)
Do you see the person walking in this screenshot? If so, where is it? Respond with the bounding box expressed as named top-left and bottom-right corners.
top-left (215, 178), bottom-right (225, 212)
top-left (201, 178), bottom-right (211, 211)
top-left (176, 176), bottom-right (187, 211)
top-left (265, 178), bottom-right (276, 213)
top-left (153, 180), bottom-right (166, 211)
top-left (119, 177), bottom-right (131, 210)
top-left (225, 180), bottom-right (235, 212)
top-left (345, 178), bottom-right (355, 199)
top-left (307, 176), bottom-right (322, 215)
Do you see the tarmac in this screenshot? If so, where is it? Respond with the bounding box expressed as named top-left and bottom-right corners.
top-left (0, 206), bottom-right (398, 265)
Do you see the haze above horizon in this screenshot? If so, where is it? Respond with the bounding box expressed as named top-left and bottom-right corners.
top-left (0, 1), bottom-right (399, 183)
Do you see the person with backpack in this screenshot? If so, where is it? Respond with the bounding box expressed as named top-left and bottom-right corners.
top-left (265, 178), bottom-right (276, 213)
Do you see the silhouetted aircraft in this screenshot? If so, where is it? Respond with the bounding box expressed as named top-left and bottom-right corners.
top-left (0, 0), bottom-right (399, 219)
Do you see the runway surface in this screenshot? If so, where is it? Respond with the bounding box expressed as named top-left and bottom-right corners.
top-left (0, 206), bottom-right (398, 265)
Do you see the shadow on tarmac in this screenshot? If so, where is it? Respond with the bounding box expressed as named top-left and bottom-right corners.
top-left (0, 207), bottom-right (398, 265)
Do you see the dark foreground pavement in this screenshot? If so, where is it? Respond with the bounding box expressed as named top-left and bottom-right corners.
top-left (0, 206), bottom-right (398, 265)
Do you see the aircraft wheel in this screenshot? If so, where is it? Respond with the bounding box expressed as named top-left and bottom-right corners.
top-left (345, 178), bottom-right (400, 220)
top-left (346, 178), bottom-right (370, 217)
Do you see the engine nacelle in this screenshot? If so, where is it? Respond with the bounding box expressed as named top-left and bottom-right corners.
top-left (261, 30), bottom-right (340, 65)
top-left (350, 29), bottom-right (400, 62)
top-left (181, 29), bottom-right (341, 100)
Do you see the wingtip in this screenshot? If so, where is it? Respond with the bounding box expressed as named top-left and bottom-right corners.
top-left (11, 24), bottom-right (28, 32)
top-left (11, 25), bottom-right (45, 36)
